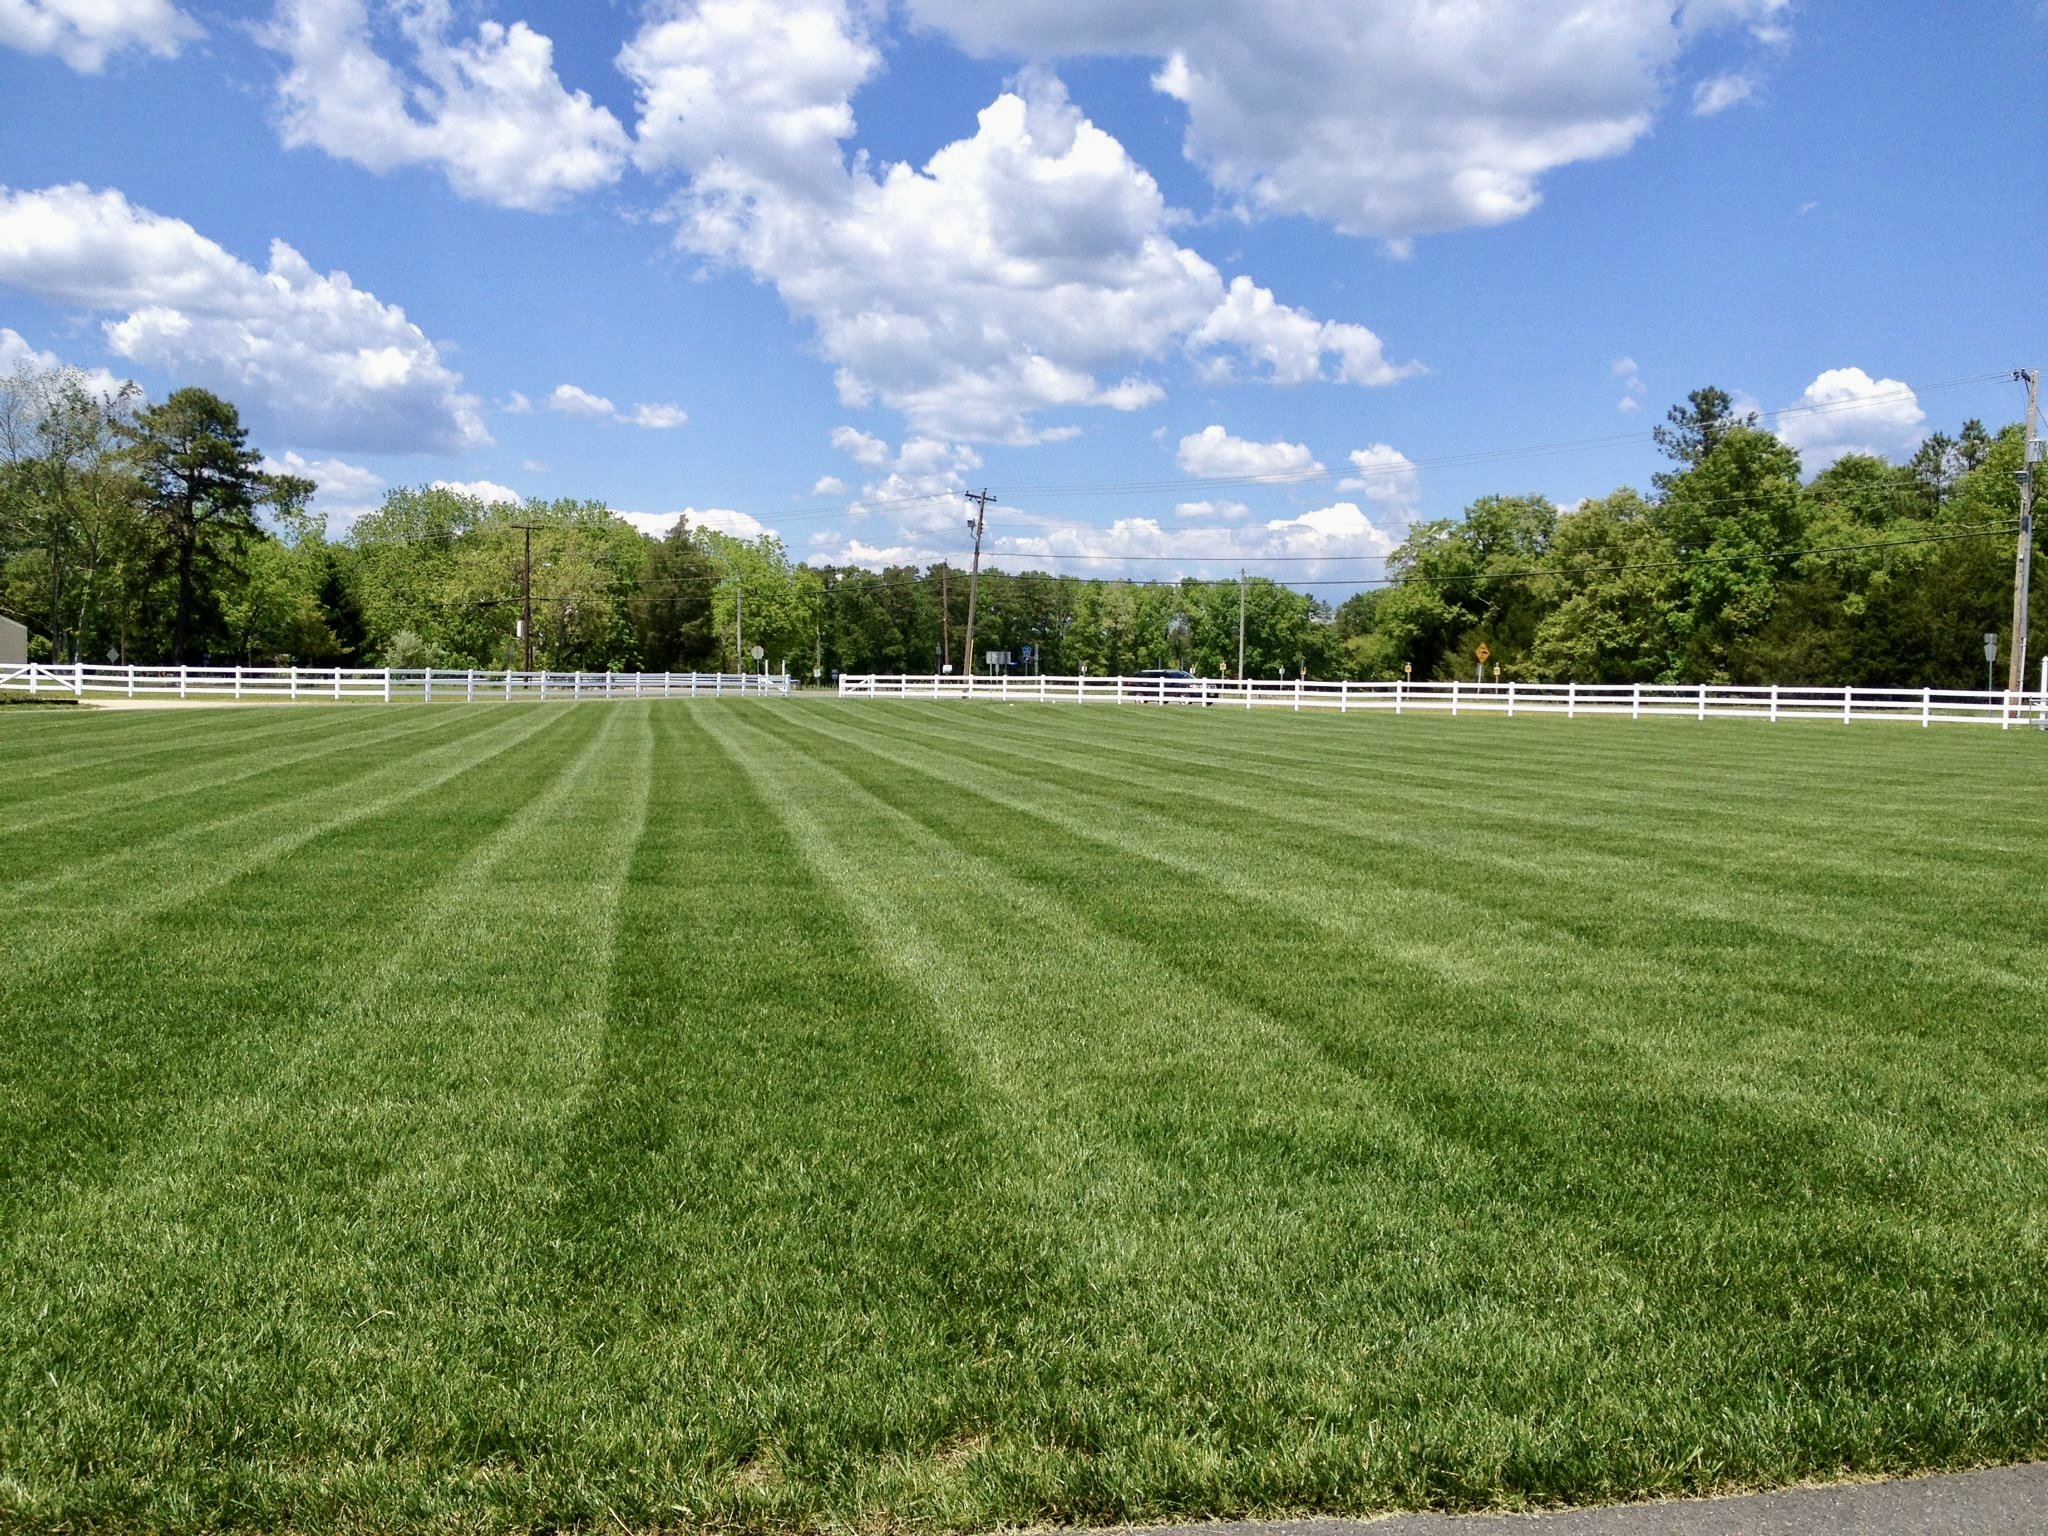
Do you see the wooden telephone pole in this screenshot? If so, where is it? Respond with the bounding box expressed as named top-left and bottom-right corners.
top-left (961, 489), bottom-right (994, 679)
top-left (2011, 368), bottom-right (2039, 694)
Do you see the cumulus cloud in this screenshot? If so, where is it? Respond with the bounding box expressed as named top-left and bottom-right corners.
top-left (259, 0), bottom-right (630, 213)
top-left (621, 5), bottom-right (1416, 442)
top-left (1337, 444), bottom-right (1420, 520)
top-left (1174, 499), bottom-right (1249, 520)
top-left (811, 475), bottom-right (847, 495)
top-left (1176, 424), bottom-right (1321, 480)
top-left (626, 401), bottom-right (689, 429)
top-left (1774, 367), bottom-right (1928, 468)
top-left (548, 382), bottom-right (616, 417)
top-left (0, 184), bottom-right (487, 453)
top-left (432, 477), bottom-right (522, 504)
top-left (612, 506), bottom-right (780, 541)
top-left (906, 0), bottom-right (1792, 241)
top-left (1190, 276), bottom-right (1418, 386)
top-left (1691, 72), bottom-right (1757, 115)
top-left (265, 449), bottom-right (386, 527)
top-left (0, 0), bottom-right (200, 72)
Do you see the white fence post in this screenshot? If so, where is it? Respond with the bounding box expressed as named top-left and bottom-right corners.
top-left (1697, 684), bottom-right (1706, 721)
top-left (1770, 684), bottom-right (1779, 723)
top-left (1843, 687), bottom-right (1852, 725)
top-left (383, 668), bottom-right (392, 704)
top-left (467, 670), bottom-right (475, 703)
top-left (1566, 680), bottom-right (1575, 719)
top-left (1451, 680), bottom-right (1459, 717)
top-left (127, 664), bottom-right (136, 699)
top-left (423, 669), bottom-right (432, 703)
top-left (1631, 683), bottom-right (1639, 721)
top-left (1294, 676), bottom-right (1302, 712)
top-left (1507, 680), bottom-right (1515, 718)
top-left (179, 665), bottom-right (188, 700)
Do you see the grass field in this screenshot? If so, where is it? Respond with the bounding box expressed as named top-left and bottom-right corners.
top-left (3, 698), bottom-right (2045, 1534)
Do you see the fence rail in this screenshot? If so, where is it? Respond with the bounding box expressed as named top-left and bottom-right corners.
top-left (839, 671), bottom-right (2048, 730)
top-left (0, 663), bottom-right (792, 703)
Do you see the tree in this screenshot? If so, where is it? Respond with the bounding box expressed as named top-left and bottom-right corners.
top-left (1652, 386), bottom-right (1758, 488)
top-left (119, 389), bottom-right (269, 662)
top-left (637, 517), bottom-right (719, 670)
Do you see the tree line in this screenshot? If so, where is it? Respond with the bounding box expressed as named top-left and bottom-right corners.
top-left (2, 371), bottom-right (2036, 688)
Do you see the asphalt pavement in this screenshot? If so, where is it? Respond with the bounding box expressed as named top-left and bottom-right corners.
top-left (1125, 1463), bottom-right (2048, 1535)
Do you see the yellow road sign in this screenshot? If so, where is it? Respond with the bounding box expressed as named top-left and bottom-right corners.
top-left (1476, 643), bottom-right (1491, 663)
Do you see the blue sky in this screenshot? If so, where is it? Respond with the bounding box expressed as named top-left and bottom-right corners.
top-left (2, 0), bottom-right (2043, 590)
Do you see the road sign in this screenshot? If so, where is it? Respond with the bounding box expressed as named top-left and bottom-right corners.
top-left (750, 645), bottom-right (764, 661)
top-left (1476, 643), bottom-right (1491, 663)
top-left (1983, 633), bottom-right (1999, 663)
top-left (1019, 644), bottom-right (1035, 663)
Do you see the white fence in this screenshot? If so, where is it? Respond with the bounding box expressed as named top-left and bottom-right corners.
top-left (0, 663), bottom-right (792, 703)
top-left (840, 670), bottom-right (2048, 730)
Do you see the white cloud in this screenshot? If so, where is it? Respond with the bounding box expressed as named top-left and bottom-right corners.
top-left (519, 457), bottom-right (547, 472)
top-left (811, 474), bottom-right (847, 495)
top-left (1176, 424), bottom-right (1321, 480)
top-left (627, 401), bottom-right (689, 429)
top-left (265, 449), bottom-right (385, 526)
top-left (906, 0), bottom-right (1792, 240)
top-left (260, 0), bottom-right (630, 213)
top-left (432, 477), bottom-right (522, 504)
top-left (622, 7), bottom-right (1416, 441)
top-left (830, 425), bottom-right (892, 467)
top-left (1691, 72), bottom-right (1757, 115)
top-left (1174, 499), bottom-right (1249, 521)
top-left (501, 390), bottom-right (533, 413)
top-left (689, 507), bottom-right (772, 539)
top-left (1190, 275), bottom-right (1417, 386)
top-left (1613, 355), bottom-right (1648, 413)
top-left (0, 326), bottom-right (133, 401)
top-left (1774, 367), bottom-right (1928, 468)
top-left (0, 0), bottom-right (200, 72)
top-left (0, 184), bottom-right (487, 453)
top-left (546, 383), bottom-right (614, 417)
top-left (1337, 444), bottom-right (1419, 519)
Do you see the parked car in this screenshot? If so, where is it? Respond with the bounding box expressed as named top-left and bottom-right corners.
top-left (1133, 668), bottom-right (1213, 705)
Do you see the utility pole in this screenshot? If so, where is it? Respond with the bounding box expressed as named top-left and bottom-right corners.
top-left (939, 562), bottom-right (951, 669)
top-left (2010, 368), bottom-right (2039, 694)
top-left (961, 489), bottom-right (995, 679)
top-left (511, 523), bottom-right (538, 670)
top-left (1237, 568), bottom-right (1247, 680)
top-left (735, 584), bottom-right (744, 674)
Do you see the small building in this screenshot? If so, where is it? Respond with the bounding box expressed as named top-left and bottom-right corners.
top-left (0, 614), bottom-right (26, 666)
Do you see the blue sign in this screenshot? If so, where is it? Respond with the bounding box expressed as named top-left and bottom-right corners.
top-left (1019, 645), bottom-right (1035, 663)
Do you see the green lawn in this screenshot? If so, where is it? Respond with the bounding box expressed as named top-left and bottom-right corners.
top-left (3, 699), bottom-right (2045, 1534)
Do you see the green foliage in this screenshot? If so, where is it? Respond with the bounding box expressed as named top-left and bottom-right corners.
top-left (1, 372), bottom-right (2036, 684)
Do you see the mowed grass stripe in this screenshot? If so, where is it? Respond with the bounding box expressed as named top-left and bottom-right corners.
top-left (0, 703), bottom-right (369, 802)
top-left (706, 706), bottom-right (1662, 1523)
top-left (1, 704), bottom-right (557, 967)
top-left (486, 706), bottom-right (1037, 1532)
top-left (1, 705), bottom-right (485, 858)
top-left (0, 704), bottom-right (594, 1235)
top-left (0, 705), bottom-right (655, 1529)
top-left (747, 703), bottom-right (2048, 1504)
top-left (784, 705), bottom-right (2044, 1229)
top-left (839, 704), bottom-right (2042, 995)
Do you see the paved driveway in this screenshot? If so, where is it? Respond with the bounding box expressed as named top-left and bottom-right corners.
top-left (1129, 1463), bottom-right (2047, 1535)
